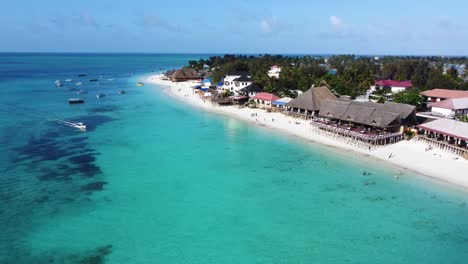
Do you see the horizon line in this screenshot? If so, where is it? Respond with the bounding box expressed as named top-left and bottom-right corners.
top-left (0, 51), bottom-right (467, 57)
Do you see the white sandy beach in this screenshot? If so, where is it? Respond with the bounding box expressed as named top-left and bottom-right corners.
top-left (146, 74), bottom-right (468, 189)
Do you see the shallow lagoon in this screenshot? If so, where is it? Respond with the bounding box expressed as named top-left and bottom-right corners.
top-left (1, 54), bottom-right (467, 263)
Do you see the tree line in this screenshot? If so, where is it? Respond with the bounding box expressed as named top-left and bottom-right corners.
top-left (186, 54), bottom-right (468, 105)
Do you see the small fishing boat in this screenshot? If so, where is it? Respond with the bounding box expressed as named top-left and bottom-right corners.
top-left (77, 90), bottom-right (88, 94)
top-left (78, 74), bottom-right (87, 77)
top-left (53, 119), bottom-right (86, 131)
top-left (137, 82), bottom-right (144, 86)
top-left (89, 79), bottom-right (99, 82)
top-left (96, 92), bottom-right (106, 98)
top-left (68, 98), bottom-right (84, 104)
top-left (73, 122), bottom-right (87, 131)
top-left (65, 79), bottom-right (72, 82)
top-left (75, 82), bottom-right (83, 86)
top-left (55, 80), bottom-right (64, 87)
top-left (117, 90), bottom-right (126, 94)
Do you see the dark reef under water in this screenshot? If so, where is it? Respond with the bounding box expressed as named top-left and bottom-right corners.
top-left (0, 114), bottom-right (116, 263)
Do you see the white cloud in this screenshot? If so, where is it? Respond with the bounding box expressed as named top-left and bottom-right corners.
top-left (259, 17), bottom-right (289, 35)
top-left (329, 16), bottom-right (342, 29)
top-left (260, 18), bottom-right (274, 33)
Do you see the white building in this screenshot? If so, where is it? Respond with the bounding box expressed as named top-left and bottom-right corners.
top-left (370, 80), bottom-right (413, 93)
top-left (267, 65), bottom-right (281, 79)
top-left (430, 98), bottom-right (468, 118)
top-left (221, 72), bottom-right (252, 95)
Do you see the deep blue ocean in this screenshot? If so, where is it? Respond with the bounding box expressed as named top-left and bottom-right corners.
top-left (1, 53), bottom-right (467, 264)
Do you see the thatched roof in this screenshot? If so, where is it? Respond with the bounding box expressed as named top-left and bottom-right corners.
top-left (171, 68), bottom-right (200, 80)
top-left (285, 86), bottom-right (337, 111)
top-left (319, 99), bottom-right (409, 128)
top-left (354, 101), bottom-right (416, 120)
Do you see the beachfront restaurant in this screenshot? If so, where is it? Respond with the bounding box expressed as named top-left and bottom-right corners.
top-left (229, 95), bottom-right (249, 106)
top-left (251, 92), bottom-right (280, 109)
top-left (313, 99), bottom-right (417, 145)
top-left (272, 97), bottom-right (292, 110)
top-left (285, 86), bottom-right (337, 119)
top-left (417, 118), bottom-right (468, 158)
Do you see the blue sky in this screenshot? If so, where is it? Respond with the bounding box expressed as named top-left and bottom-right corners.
top-left (1, 0), bottom-right (467, 55)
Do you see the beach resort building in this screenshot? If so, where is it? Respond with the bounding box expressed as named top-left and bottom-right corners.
top-left (171, 69), bottom-right (201, 82)
top-left (221, 72), bottom-right (253, 95)
top-left (420, 89), bottom-right (468, 110)
top-left (318, 100), bottom-right (417, 132)
top-left (420, 89), bottom-right (468, 103)
top-left (251, 92), bottom-right (280, 109)
top-left (285, 86), bottom-right (337, 118)
top-left (272, 97), bottom-right (293, 109)
top-left (238, 84), bottom-right (264, 97)
top-left (267, 65), bottom-right (281, 79)
top-left (371, 80), bottom-right (413, 93)
top-left (307, 100), bottom-right (417, 147)
top-left (429, 98), bottom-right (468, 118)
top-left (417, 119), bottom-right (468, 158)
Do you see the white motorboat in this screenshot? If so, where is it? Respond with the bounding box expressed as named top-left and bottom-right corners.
top-left (53, 119), bottom-right (86, 131)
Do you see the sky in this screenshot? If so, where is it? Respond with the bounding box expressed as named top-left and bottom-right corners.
top-left (1, 0), bottom-right (468, 55)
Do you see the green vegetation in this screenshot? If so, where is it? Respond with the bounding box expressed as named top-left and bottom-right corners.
top-left (392, 88), bottom-right (423, 107)
top-left (456, 115), bottom-right (468, 122)
top-left (186, 54), bottom-right (468, 104)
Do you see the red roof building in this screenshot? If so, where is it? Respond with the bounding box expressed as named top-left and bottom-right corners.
top-left (420, 89), bottom-right (468, 101)
top-left (429, 98), bottom-right (468, 117)
top-left (252, 92), bottom-right (280, 108)
top-left (372, 80), bottom-right (413, 94)
top-left (375, 80), bottom-right (413, 88)
top-left (252, 92), bottom-right (280, 102)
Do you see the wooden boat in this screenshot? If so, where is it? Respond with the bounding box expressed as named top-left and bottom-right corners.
top-left (137, 82), bottom-right (144, 86)
top-left (68, 98), bottom-right (84, 104)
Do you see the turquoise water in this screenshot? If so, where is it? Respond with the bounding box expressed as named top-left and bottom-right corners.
top-left (1, 54), bottom-right (468, 263)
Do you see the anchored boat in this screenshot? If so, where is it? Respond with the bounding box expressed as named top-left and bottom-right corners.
top-left (68, 98), bottom-right (85, 104)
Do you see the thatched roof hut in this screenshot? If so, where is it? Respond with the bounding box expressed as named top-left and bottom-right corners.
top-left (318, 100), bottom-right (416, 129)
top-left (286, 86), bottom-right (337, 112)
top-left (171, 68), bottom-right (201, 82)
top-left (285, 86), bottom-right (337, 117)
